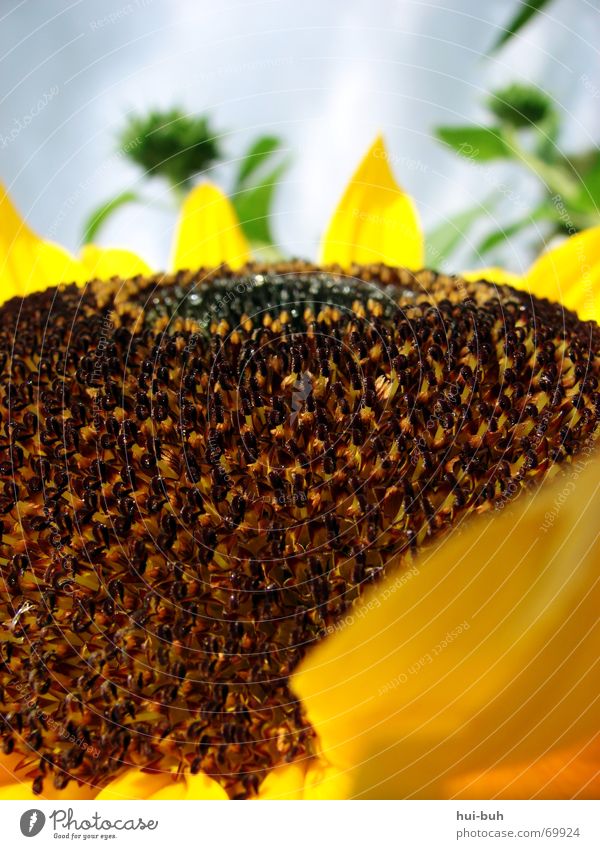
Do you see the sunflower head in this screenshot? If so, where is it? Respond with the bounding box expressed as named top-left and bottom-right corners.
top-left (0, 136), bottom-right (599, 801)
top-left (0, 257), bottom-right (598, 798)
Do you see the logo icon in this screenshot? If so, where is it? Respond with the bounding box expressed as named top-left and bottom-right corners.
top-left (19, 810), bottom-right (45, 837)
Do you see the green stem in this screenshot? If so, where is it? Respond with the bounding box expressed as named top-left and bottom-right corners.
top-left (250, 242), bottom-right (286, 263)
top-left (503, 127), bottom-right (580, 203)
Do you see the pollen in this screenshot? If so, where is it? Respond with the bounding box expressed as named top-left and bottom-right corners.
top-left (0, 262), bottom-right (598, 797)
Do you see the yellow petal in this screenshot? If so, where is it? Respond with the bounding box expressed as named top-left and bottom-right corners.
top-left (257, 763), bottom-right (305, 799)
top-left (171, 182), bottom-right (251, 272)
top-left (255, 759), bottom-right (352, 800)
top-left (151, 773), bottom-right (228, 800)
top-left (293, 453), bottom-right (600, 799)
top-left (96, 768), bottom-right (227, 800)
top-left (462, 266), bottom-right (523, 287)
top-left (448, 736), bottom-right (600, 800)
top-left (96, 769), bottom-right (176, 800)
top-left (80, 245), bottom-right (152, 280)
top-left (0, 182), bottom-right (86, 303)
top-left (0, 752), bottom-right (97, 798)
top-left (0, 779), bottom-right (98, 800)
top-left (303, 760), bottom-right (352, 800)
top-left (524, 226), bottom-right (600, 322)
top-left (0, 752), bottom-right (24, 788)
top-left (319, 135), bottom-right (424, 270)
top-left (0, 783), bottom-right (41, 801)
top-left (40, 781), bottom-right (99, 800)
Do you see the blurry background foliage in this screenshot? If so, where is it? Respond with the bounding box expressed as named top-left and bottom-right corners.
top-left (84, 109), bottom-right (290, 259)
top-left (428, 0), bottom-right (599, 268)
top-left (429, 81), bottom-right (600, 267)
top-left (84, 0), bottom-right (599, 271)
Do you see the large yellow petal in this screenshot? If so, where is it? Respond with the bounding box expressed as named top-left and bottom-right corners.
top-left (293, 452), bottom-right (600, 799)
top-left (0, 182), bottom-right (86, 302)
top-left (448, 736), bottom-right (600, 800)
top-left (80, 244), bottom-right (152, 280)
top-left (319, 135), bottom-right (424, 270)
top-left (524, 226), bottom-right (600, 322)
top-left (171, 182), bottom-right (251, 272)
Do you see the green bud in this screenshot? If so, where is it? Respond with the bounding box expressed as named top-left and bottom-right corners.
top-left (119, 108), bottom-right (222, 189)
top-left (488, 83), bottom-right (554, 128)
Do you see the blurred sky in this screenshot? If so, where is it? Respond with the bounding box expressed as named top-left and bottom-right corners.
top-left (1, 0), bottom-right (599, 272)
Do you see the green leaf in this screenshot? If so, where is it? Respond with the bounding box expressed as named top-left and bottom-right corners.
top-left (235, 136), bottom-right (282, 188)
top-left (233, 162), bottom-right (288, 247)
top-left (435, 126), bottom-right (511, 161)
top-left (490, 0), bottom-right (554, 53)
top-left (82, 191), bottom-right (139, 243)
top-left (477, 222), bottom-right (529, 255)
top-left (426, 201), bottom-right (494, 267)
top-left (476, 204), bottom-right (555, 256)
top-left (477, 210), bottom-right (552, 256)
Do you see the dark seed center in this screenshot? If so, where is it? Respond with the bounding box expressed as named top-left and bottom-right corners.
top-left (0, 262), bottom-right (598, 798)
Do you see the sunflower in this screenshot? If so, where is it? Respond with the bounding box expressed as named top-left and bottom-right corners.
top-left (0, 137), bottom-right (598, 801)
